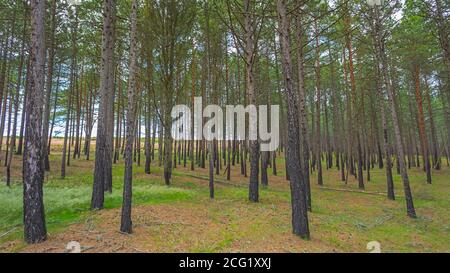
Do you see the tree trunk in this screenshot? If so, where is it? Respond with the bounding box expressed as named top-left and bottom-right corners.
top-left (375, 44), bottom-right (395, 198)
top-left (424, 75), bottom-right (439, 170)
top-left (61, 10), bottom-right (78, 179)
top-left (314, 18), bottom-right (323, 186)
top-left (244, 0), bottom-right (259, 203)
top-left (344, 5), bottom-right (364, 190)
top-left (373, 6), bottom-right (416, 218)
top-left (7, 15), bottom-right (27, 185)
top-left (277, 0), bottom-right (310, 239)
top-left (92, 0), bottom-right (116, 209)
top-left (295, 13), bottom-right (311, 210)
top-left (17, 56), bottom-right (31, 156)
top-left (120, 0), bottom-right (138, 234)
top-left (413, 66), bottom-right (432, 183)
top-left (42, 0), bottom-right (57, 171)
top-left (371, 7), bottom-right (395, 199)
top-left (23, 0), bottom-right (47, 244)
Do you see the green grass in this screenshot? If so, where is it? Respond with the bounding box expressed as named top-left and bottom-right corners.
top-left (0, 153), bottom-right (196, 247)
top-left (0, 152), bottom-right (449, 253)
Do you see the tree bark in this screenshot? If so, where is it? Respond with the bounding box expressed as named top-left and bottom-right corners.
top-left (42, 0), bottom-right (57, 171)
top-left (424, 75), bottom-right (439, 170)
top-left (295, 13), bottom-right (311, 210)
top-left (371, 7), bottom-right (395, 199)
top-left (413, 66), bottom-right (432, 183)
top-left (23, 0), bottom-right (47, 244)
top-left (7, 14), bottom-right (27, 185)
top-left (277, 0), bottom-right (310, 239)
top-left (314, 18), bottom-right (323, 186)
top-left (244, 0), bottom-right (259, 203)
top-left (120, 0), bottom-right (138, 234)
top-left (92, 0), bottom-right (116, 209)
top-left (373, 6), bottom-right (416, 218)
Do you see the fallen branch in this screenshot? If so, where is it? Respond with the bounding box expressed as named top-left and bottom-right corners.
top-left (184, 173), bottom-right (246, 188)
top-left (0, 227), bottom-right (17, 238)
top-left (81, 246), bottom-right (96, 252)
top-left (319, 186), bottom-right (404, 198)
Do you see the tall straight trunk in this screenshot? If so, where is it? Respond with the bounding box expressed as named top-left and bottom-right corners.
top-left (199, 52), bottom-right (206, 169)
top-left (158, 125), bottom-right (162, 167)
top-left (67, 94), bottom-right (73, 167)
top-left (373, 6), bottom-right (416, 218)
top-left (342, 47), bottom-right (352, 182)
top-left (388, 73), bottom-right (417, 217)
top-left (163, 113), bottom-right (173, 185)
top-left (144, 38), bottom-right (153, 173)
top-left (85, 78), bottom-right (95, 160)
top-left (224, 43), bottom-right (231, 180)
top-left (73, 70), bottom-right (82, 160)
top-left (61, 10), bottom-right (78, 178)
top-left (277, 0), bottom-right (310, 239)
top-left (159, 0), bottom-right (182, 186)
top-left (423, 75), bottom-right (439, 170)
top-left (209, 141), bottom-right (214, 199)
top-left (151, 117), bottom-right (156, 160)
top-left (144, 104), bottom-right (151, 174)
top-left (244, 0), bottom-right (259, 203)
top-left (232, 50), bottom-right (240, 168)
top-left (413, 66), bottom-right (432, 183)
top-left (183, 138), bottom-right (187, 168)
top-left (205, 2), bottom-right (214, 197)
top-left (114, 70), bottom-right (122, 163)
top-left (92, 0), bottom-right (116, 209)
top-left (81, 74), bottom-right (89, 157)
top-left (42, 0), bottom-right (57, 171)
top-left (48, 64), bottom-right (61, 154)
top-left (344, 5), bottom-right (364, 189)
top-left (324, 94), bottom-right (332, 169)
top-left (261, 151), bottom-right (268, 187)
top-left (4, 71), bottom-right (13, 168)
top-left (310, 99), bottom-right (315, 172)
top-left (7, 16), bottom-right (27, 185)
top-left (137, 108), bottom-right (141, 166)
top-left (314, 19), bottom-right (323, 186)
top-left (368, 81), bottom-right (383, 170)
top-left (190, 47), bottom-right (196, 171)
top-left (121, 103), bottom-right (126, 156)
top-left (260, 53), bottom-right (271, 186)
top-left (23, 0), bottom-right (47, 244)
top-left (295, 13), bottom-right (311, 210)
top-left (120, 0), bottom-right (138, 234)
top-left (0, 10), bottom-right (17, 161)
top-left (17, 56), bottom-right (31, 155)
top-left (237, 55), bottom-right (243, 173)
top-left (371, 11), bottom-right (395, 199)
top-left (329, 44), bottom-right (345, 182)
top-left (78, 73), bottom-right (85, 159)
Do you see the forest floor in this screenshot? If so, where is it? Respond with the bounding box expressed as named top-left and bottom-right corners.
top-left (0, 142), bottom-right (449, 253)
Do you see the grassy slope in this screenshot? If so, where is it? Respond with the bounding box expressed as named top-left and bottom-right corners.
top-left (0, 151), bottom-right (448, 253)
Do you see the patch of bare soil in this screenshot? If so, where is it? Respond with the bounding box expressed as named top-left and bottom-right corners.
top-left (10, 201), bottom-right (336, 253)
